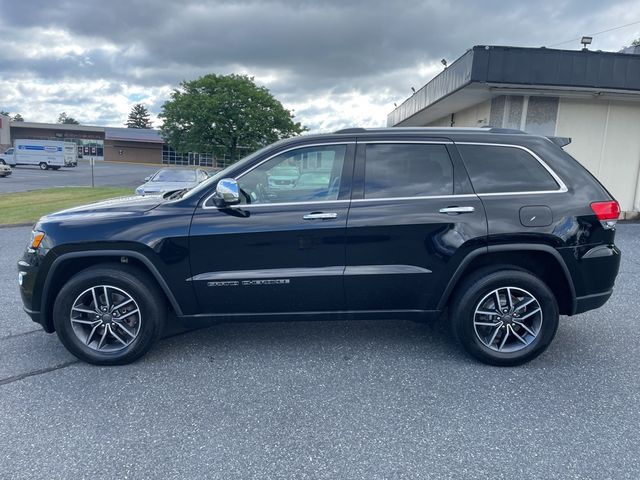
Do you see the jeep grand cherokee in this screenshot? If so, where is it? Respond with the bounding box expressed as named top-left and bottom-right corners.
top-left (18, 127), bottom-right (621, 366)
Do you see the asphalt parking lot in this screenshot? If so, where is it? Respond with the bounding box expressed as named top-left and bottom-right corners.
top-left (0, 160), bottom-right (160, 194)
top-left (0, 224), bottom-right (638, 479)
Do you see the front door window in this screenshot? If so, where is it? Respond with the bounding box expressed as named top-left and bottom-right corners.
top-left (237, 145), bottom-right (346, 204)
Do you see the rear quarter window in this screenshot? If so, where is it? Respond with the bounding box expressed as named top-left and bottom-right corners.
top-left (457, 144), bottom-right (560, 194)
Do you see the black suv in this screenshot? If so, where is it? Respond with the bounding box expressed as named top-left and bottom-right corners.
top-left (18, 128), bottom-right (621, 366)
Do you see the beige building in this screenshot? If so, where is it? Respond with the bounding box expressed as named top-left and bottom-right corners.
top-left (387, 46), bottom-right (640, 217)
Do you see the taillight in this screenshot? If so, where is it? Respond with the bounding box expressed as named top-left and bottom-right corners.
top-left (591, 201), bottom-right (620, 229)
top-left (591, 201), bottom-right (620, 220)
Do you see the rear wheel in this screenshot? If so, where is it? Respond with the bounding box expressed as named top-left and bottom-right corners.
top-left (39, 162), bottom-right (48, 170)
top-left (450, 267), bottom-right (559, 366)
top-left (0, 159), bottom-right (5, 165)
top-left (53, 265), bottom-right (166, 365)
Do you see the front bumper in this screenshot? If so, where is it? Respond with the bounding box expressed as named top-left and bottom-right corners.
top-left (18, 257), bottom-right (51, 332)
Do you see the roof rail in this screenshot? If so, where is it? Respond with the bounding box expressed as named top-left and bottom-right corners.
top-left (480, 126), bottom-right (527, 134)
top-left (334, 127), bottom-right (368, 134)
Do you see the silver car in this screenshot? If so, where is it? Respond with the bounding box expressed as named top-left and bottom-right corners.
top-left (0, 163), bottom-right (12, 177)
top-left (135, 168), bottom-right (210, 196)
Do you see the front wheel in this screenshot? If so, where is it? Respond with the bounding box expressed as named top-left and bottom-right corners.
top-left (53, 265), bottom-right (166, 365)
top-left (39, 162), bottom-right (48, 170)
top-left (450, 268), bottom-right (559, 366)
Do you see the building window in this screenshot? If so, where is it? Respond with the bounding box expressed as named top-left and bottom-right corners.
top-left (525, 97), bottom-right (559, 136)
top-left (489, 95), bottom-right (559, 136)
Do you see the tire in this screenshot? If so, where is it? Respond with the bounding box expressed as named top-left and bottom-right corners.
top-left (39, 162), bottom-right (48, 170)
top-left (0, 159), bottom-right (5, 165)
top-left (53, 264), bottom-right (166, 365)
top-left (450, 267), bottom-right (559, 366)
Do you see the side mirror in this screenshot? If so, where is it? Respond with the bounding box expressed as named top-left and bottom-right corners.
top-left (215, 178), bottom-right (240, 205)
top-left (144, 175), bottom-right (151, 182)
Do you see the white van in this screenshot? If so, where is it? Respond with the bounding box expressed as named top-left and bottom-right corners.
top-left (0, 139), bottom-right (73, 170)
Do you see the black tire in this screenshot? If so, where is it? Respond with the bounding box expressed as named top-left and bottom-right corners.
top-left (39, 162), bottom-right (48, 170)
top-left (53, 264), bottom-right (166, 365)
top-left (450, 267), bottom-right (559, 366)
top-left (0, 159), bottom-right (5, 165)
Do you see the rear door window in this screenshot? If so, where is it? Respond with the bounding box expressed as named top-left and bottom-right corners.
top-left (363, 144), bottom-right (454, 198)
top-left (457, 144), bottom-right (559, 194)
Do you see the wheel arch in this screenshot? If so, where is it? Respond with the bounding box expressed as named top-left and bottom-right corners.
top-left (40, 250), bottom-right (183, 332)
top-left (439, 244), bottom-right (576, 315)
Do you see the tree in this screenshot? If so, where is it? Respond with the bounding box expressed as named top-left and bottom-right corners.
top-left (0, 110), bottom-right (9, 117)
top-left (126, 103), bottom-right (153, 128)
top-left (159, 74), bottom-right (306, 162)
top-left (12, 113), bottom-right (24, 122)
top-left (57, 112), bottom-right (80, 124)
top-left (632, 38), bottom-right (640, 47)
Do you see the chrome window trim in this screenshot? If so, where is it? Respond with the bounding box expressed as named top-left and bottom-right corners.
top-left (351, 194), bottom-right (478, 203)
top-left (201, 139), bottom-right (569, 209)
top-left (202, 142), bottom-right (355, 210)
top-left (454, 142), bottom-right (569, 195)
top-left (230, 200), bottom-right (350, 209)
top-left (360, 140), bottom-right (454, 144)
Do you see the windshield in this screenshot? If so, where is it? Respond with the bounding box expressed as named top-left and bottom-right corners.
top-left (151, 169), bottom-right (197, 182)
top-left (181, 143), bottom-right (276, 200)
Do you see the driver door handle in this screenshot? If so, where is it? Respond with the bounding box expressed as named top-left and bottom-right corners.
top-left (439, 206), bottom-right (475, 214)
top-left (303, 212), bottom-right (338, 220)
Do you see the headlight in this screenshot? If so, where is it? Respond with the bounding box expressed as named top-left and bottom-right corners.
top-left (29, 230), bottom-right (45, 250)
top-left (136, 187), bottom-right (144, 196)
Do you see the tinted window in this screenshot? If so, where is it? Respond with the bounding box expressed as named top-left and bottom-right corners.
top-left (364, 144), bottom-right (453, 198)
top-left (458, 145), bottom-right (559, 194)
top-left (237, 145), bottom-right (346, 204)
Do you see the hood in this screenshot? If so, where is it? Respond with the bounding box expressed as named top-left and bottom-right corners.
top-left (41, 195), bottom-right (164, 222)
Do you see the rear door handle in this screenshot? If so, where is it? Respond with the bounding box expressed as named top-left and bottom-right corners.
top-left (303, 212), bottom-right (338, 220)
top-left (439, 206), bottom-right (475, 214)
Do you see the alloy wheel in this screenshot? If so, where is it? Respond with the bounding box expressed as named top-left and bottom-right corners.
top-left (69, 285), bottom-right (142, 352)
top-left (473, 286), bottom-right (543, 353)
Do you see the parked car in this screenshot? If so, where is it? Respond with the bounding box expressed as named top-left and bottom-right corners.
top-left (267, 165), bottom-right (299, 189)
top-left (135, 168), bottom-right (209, 196)
top-left (0, 163), bottom-right (12, 177)
top-left (18, 127), bottom-right (621, 366)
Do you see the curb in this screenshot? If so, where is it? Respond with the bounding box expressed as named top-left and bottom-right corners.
top-left (0, 222), bottom-right (33, 228)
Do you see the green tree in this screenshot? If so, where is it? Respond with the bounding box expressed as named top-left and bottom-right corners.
top-left (126, 103), bottom-right (153, 128)
top-left (57, 112), bottom-right (80, 125)
top-left (632, 38), bottom-right (640, 46)
top-left (12, 113), bottom-right (24, 122)
top-left (0, 110), bottom-right (10, 117)
top-left (159, 74), bottom-right (305, 162)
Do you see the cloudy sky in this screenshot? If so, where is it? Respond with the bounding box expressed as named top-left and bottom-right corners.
top-left (1, 0), bottom-right (639, 132)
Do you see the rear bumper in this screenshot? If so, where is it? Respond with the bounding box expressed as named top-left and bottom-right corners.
top-left (574, 290), bottom-right (613, 315)
top-left (565, 244), bottom-right (621, 315)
